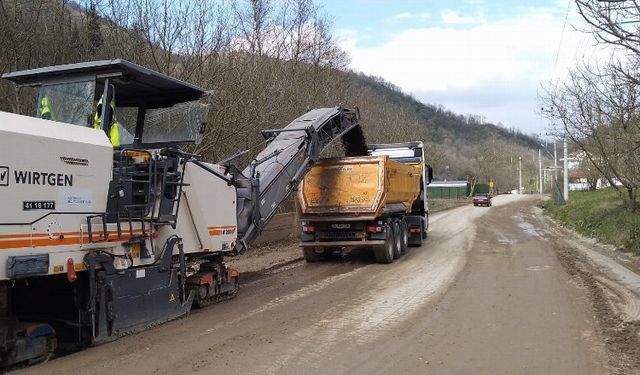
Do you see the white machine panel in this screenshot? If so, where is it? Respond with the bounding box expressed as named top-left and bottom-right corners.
top-left (156, 162), bottom-right (237, 254)
top-left (0, 112), bottom-right (113, 224)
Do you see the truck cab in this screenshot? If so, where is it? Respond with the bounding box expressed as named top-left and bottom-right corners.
top-left (368, 142), bottom-right (433, 245)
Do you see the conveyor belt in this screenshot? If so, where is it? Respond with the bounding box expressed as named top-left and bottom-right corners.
top-left (234, 107), bottom-right (365, 252)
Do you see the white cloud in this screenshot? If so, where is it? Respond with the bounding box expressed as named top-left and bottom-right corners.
top-left (385, 12), bottom-right (431, 23)
top-left (440, 9), bottom-right (477, 25)
top-left (339, 6), bottom-right (605, 133)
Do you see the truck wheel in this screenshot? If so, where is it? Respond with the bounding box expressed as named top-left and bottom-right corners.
top-left (374, 227), bottom-right (394, 264)
top-left (400, 219), bottom-right (409, 254)
top-left (422, 215), bottom-right (429, 240)
top-left (303, 247), bottom-right (322, 262)
top-left (392, 221), bottom-right (402, 259)
top-left (421, 217), bottom-right (429, 239)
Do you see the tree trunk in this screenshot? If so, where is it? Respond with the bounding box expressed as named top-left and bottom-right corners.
top-left (627, 187), bottom-right (639, 212)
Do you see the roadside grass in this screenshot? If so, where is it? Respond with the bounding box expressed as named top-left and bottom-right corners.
top-left (540, 188), bottom-right (640, 254)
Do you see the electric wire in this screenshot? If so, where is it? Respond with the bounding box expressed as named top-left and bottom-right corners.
top-left (552, 0), bottom-right (573, 82)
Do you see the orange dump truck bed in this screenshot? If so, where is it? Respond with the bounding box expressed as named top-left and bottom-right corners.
top-left (297, 155), bottom-right (422, 218)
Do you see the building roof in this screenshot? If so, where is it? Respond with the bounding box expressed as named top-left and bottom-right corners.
top-left (568, 170), bottom-right (587, 179)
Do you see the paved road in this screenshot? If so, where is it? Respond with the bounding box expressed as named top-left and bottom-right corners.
top-left (18, 195), bottom-right (612, 375)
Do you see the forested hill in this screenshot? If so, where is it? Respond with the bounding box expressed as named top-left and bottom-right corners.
top-left (352, 74), bottom-right (540, 150)
top-left (0, 0), bottom-right (543, 191)
top-left (338, 72), bottom-right (543, 188)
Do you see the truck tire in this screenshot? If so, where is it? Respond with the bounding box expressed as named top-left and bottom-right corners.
top-left (303, 247), bottom-right (322, 262)
top-left (400, 219), bottom-right (409, 254)
top-left (392, 221), bottom-right (402, 259)
top-left (374, 227), bottom-right (394, 264)
top-left (422, 220), bottom-right (428, 239)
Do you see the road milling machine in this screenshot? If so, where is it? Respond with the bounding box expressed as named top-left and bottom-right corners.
top-left (0, 60), bottom-right (361, 368)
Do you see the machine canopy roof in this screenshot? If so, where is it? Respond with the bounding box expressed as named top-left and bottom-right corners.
top-left (2, 59), bottom-right (208, 108)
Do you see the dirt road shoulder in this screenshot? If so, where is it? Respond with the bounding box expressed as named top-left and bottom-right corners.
top-left (536, 207), bottom-right (640, 375)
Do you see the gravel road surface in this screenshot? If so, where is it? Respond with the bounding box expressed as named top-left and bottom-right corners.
top-left (16, 195), bottom-right (640, 375)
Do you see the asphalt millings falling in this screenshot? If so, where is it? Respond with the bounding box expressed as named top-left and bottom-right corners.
top-left (341, 124), bottom-right (368, 156)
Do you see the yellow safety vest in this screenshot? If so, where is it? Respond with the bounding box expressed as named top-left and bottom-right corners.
top-left (40, 96), bottom-right (53, 120)
top-left (110, 121), bottom-right (120, 147)
top-left (93, 96), bottom-right (121, 147)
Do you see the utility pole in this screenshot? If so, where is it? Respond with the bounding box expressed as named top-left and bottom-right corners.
top-left (538, 149), bottom-right (543, 194)
top-left (553, 142), bottom-right (557, 194)
top-left (563, 138), bottom-right (569, 201)
top-left (519, 156), bottom-right (522, 194)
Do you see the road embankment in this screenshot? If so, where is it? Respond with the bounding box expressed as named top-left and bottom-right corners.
top-left (541, 187), bottom-right (640, 254)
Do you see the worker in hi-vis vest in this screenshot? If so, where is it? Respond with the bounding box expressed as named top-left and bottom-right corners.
top-left (93, 95), bottom-right (121, 147)
top-left (39, 96), bottom-right (53, 120)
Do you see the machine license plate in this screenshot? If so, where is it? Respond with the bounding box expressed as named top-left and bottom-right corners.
top-left (23, 201), bottom-right (55, 210)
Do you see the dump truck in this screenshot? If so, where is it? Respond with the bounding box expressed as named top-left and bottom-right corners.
top-left (0, 59), bottom-right (363, 369)
top-left (297, 142), bottom-right (433, 263)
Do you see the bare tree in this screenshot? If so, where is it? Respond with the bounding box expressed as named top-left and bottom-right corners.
top-left (576, 0), bottom-right (640, 55)
top-left (541, 61), bottom-right (640, 209)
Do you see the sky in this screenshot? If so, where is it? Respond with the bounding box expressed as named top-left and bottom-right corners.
top-left (318, 0), bottom-right (605, 136)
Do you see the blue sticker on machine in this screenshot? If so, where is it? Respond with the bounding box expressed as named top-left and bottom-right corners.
top-left (23, 201), bottom-right (56, 210)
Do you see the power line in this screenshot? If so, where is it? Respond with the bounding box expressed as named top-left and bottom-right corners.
top-left (551, 0), bottom-right (573, 81)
